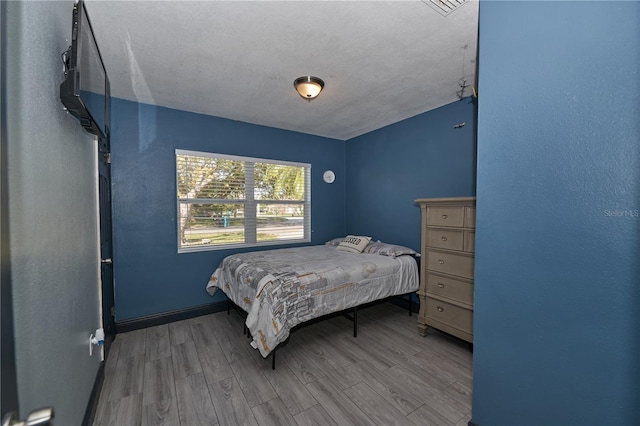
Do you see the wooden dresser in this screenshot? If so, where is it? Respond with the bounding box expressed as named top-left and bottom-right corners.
top-left (415, 197), bottom-right (476, 342)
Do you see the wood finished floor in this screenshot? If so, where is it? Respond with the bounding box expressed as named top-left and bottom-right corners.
top-left (93, 303), bottom-right (473, 426)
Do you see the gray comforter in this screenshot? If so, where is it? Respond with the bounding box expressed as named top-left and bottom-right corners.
top-left (207, 245), bottom-right (419, 357)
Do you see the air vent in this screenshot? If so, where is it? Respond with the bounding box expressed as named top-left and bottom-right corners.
top-left (424, 0), bottom-right (469, 16)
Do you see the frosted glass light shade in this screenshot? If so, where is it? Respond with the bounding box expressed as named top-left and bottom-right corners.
top-left (294, 76), bottom-right (325, 101)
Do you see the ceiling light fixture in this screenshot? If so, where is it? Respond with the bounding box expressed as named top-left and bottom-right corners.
top-left (294, 76), bottom-right (325, 101)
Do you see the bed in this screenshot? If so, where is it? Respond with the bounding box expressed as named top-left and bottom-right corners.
top-left (206, 237), bottom-right (419, 360)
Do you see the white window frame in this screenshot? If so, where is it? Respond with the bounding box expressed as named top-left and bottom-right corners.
top-left (176, 149), bottom-right (311, 253)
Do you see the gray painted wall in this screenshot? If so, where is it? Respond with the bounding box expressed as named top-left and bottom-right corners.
top-left (5, 1), bottom-right (102, 423)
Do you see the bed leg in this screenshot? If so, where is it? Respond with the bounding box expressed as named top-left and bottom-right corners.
top-left (408, 293), bottom-right (412, 316)
top-left (227, 299), bottom-right (231, 315)
top-left (353, 306), bottom-right (358, 338)
top-left (272, 349), bottom-right (276, 370)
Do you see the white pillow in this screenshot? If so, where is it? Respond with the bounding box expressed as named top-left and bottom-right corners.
top-left (336, 235), bottom-right (371, 254)
top-left (362, 240), bottom-right (417, 257)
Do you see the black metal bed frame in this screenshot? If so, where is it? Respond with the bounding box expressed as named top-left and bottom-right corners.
top-left (227, 292), bottom-right (415, 370)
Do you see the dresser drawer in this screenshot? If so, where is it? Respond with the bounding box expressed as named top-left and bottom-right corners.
top-left (425, 298), bottom-right (473, 334)
top-left (426, 207), bottom-right (464, 227)
top-left (464, 207), bottom-right (476, 229)
top-left (426, 249), bottom-right (474, 279)
top-left (426, 228), bottom-right (464, 251)
top-left (463, 231), bottom-right (475, 253)
top-left (426, 273), bottom-right (473, 306)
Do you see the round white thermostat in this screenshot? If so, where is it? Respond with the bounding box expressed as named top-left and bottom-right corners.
top-left (323, 170), bottom-right (335, 184)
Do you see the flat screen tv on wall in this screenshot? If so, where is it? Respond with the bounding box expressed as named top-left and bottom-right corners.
top-left (60, 0), bottom-right (110, 139)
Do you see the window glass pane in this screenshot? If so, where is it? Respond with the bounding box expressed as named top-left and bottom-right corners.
top-left (254, 163), bottom-right (305, 201)
top-left (176, 150), bottom-right (310, 252)
top-left (179, 202), bottom-right (245, 247)
top-left (256, 203), bottom-right (304, 242)
top-left (177, 155), bottom-right (245, 200)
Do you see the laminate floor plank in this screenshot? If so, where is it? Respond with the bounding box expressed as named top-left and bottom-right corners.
top-left (413, 328), bottom-right (473, 366)
top-left (145, 324), bottom-right (171, 362)
top-left (106, 340), bottom-right (121, 369)
top-left (293, 342), bottom-right (362, 390)
top-left (302, 330), bottom-right (359, 369)
top-left (142, 397), bottom-right (180, 426)
top-left (455, 411), bottom-right (473, 426)
top-left (93, 302), bottom-right (473, 426)
top-left (175, 372), bottom-right (219, 426)
top-left (370, 308), bottom-right (461, 355)
top-left (407, 379), bottom-right (471, 424)
top-left (117, 329), bottom-right (147, 359)
top-left (208, 377), bottom-right (258, 426)
top-left (168, 319), bottom-right (194, 346)
top-left (262, 364), bottom-right (318, 416)
top-left (343, 381), bottom-right (419, 426)
top-left (360, 323), bottom-right (424, 358)
top-left (407, 403), bottom-right (457, 426)
top-left (305, 375), bottom-right (371, 426)
top-left (142, 356), bottom-right (176, 406)
top-left (93, 343), bottom-right (121, 424)
top-left (171, 340), bottom-right (203, 379)
top-left (363, 303), bottom-right (424, 341)
top-left (407, 342), bottom-right (474, 392)
top-left (383, 322), bottom-right (435, 354)
top-left (197, 343), bottom-right (234, 385)
top-left (292, 404), bottom-right (338, 426)
top-left (109, 355), bottom-right (145, 401)
top-left (347, 361), bottom-right (423, 416)
top-left (251, 397), bottom-right (297, 426)
top-left (392, 361), bottom-right (455, 391)
top-left (228, 355), bottom-right (278, 407)
top-left (414, 341), bottom-right (473, 373)
top-left (215, 316), bottom-right (257, 363)
top-left (398, 354), bottom-right (460, 392)
top-left (276, 344), bottom-right (325, 385)
top-left (334, 333), bottom-right (400, 372)
top-left (97, 393), bottom-right (143, 426)
top-left (383, 362), bottom-right (451, 402)
top-left (443, 380), bottom-right (473, 411)
top-left (191, 316), bottom-right (220, 348)
top-left (306, 316), bottom-right (352, 338)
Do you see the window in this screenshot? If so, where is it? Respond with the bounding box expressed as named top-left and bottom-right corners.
top-left (176, 149), bottom-right (311, 252)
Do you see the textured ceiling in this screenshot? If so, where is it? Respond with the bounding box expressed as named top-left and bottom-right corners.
top-left (87, 0), bottom-right (478, 140)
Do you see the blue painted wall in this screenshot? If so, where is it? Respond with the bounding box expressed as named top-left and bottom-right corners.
top-left (345, 100), bottom-right (476, 250)
top-left (111, 99), bottom-right (346, 320)
top-left (473, 2), bottom-right (639, 425)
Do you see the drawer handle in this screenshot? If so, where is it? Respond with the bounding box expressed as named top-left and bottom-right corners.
top-left (441, 214), bottom-right (448, 219)
top-left (437, 306), bottom-right (444, 312)
top-left (437, 283), bottom-right (445, 288)
top-left (441, 236), bottom-right (447, 241)
top-left (438, 259), bottom-right (445, 264)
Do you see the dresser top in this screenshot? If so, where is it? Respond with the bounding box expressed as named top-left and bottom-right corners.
top-left (415, 196), bottom-right (476, 205)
